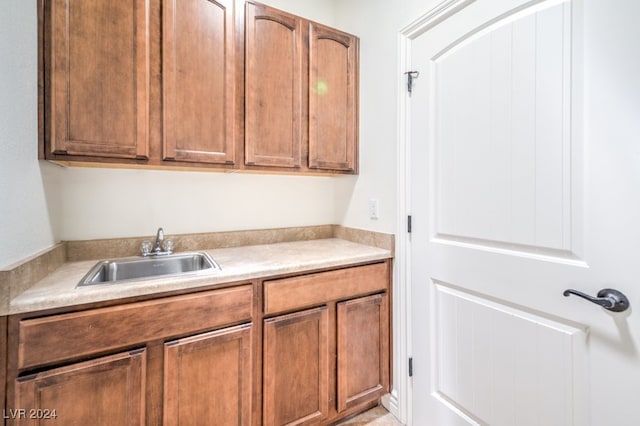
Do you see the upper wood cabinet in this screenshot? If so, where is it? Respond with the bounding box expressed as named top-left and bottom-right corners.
top-left (244, 2), bottom-right (359, 173)
top-left (40, 0), bottom-right (358, 174)
top-left (309, 23), bottom-right (359, 172)
top-left (244, 3), bottom-right (303, 168)
top-left (163, 0), bottom-right (237, 165)
top-left (44, 0), bottom-right (150, 159)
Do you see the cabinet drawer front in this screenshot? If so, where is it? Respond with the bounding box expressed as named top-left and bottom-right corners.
top-left (264, 262), bottom-right (388, 315)
top-left (18, 285), bottom-right (252, 371)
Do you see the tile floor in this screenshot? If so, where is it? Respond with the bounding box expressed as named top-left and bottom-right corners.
top-left (336, 405), bottom-right (404, 425)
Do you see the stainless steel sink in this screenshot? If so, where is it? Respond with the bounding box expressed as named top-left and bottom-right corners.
top-left (78, 252), bottom-right (221, 286)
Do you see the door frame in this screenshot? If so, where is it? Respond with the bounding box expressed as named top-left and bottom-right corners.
top-left (395, 1), bottom-right (477, 424)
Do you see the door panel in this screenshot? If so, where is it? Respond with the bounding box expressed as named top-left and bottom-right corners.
top-left (308, 23), bottom-right (358, 172)
top-left (431, 282), bottom-right (585, 425)
top-left (14, 349), bottom-right (146, 425)
top-left (433, 0), bottom-right (575, 256)
top-left (163, 0), bottom-right (237, 164)
top-left (245, 2), bottom-right (302, 168)
top-left (263, 306), bottom-right (329, 425)
top-left (48, 0), bottom-right (150, 159)
top-left (164, 324), bottom-right (252, 426)
top-left (337, 293), bottom-right (389, 412)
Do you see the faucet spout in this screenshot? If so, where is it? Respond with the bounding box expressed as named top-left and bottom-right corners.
top-left (154, 227), bottom-right (165, 253)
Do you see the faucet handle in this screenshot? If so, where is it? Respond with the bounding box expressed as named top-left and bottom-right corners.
top-left (140, 240), bottom-right (153, 256)
top-left (162, 239), bottom-right (174, 254)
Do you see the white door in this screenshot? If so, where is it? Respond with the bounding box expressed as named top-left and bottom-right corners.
top-left (407, 0), bottom-right (640, 425)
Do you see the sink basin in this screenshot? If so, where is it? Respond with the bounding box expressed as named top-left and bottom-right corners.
top-left (78, 252), bottom-right (221, 286)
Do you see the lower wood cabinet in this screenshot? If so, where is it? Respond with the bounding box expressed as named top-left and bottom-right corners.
top-left (262, 261), bottom-right (391, 425)
top-left (164, 324), bottom-right (253, 426)
top-left (263, 307), bottom-right (329, 425)
top-left (12, 325), bottom-right (253, 426)
top-left (6, 261), bottom-right (391, 426)
top-left (14, 349), bottom-right (146, 425)
top-left (6, 285), bottom-right (253, 426)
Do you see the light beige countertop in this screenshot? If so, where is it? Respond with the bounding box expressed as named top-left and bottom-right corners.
top-left (9, 238), bottom-right (392, 315)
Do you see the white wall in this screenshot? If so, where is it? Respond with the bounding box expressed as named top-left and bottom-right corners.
top-left (0, 1), bottom-right (59, 268)
top-left (261, 0), bottom-right (335, 23)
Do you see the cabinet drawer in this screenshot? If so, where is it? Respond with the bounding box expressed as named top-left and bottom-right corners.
top-left (18, 285), bottom-right (252, 371)
top-left (264, 262), bottom-right (389, 315)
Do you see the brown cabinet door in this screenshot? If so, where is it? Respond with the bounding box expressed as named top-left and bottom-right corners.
top-left (263, 307), bottom-right (329, 426)
top-left (308, 23), bottom-right (358, 172)
top-left (13, 349), bottom-right (146, 425)
top-left (245, 2), bottom-right (303, 168)
top-left (163, 0), bottom-right (237, 165)
top-left (46, 0), bottom-right (150, 159)
top-left (164, 324), bottom-right (252, 426)
top-left (337, 293), bottom-right (389, 412)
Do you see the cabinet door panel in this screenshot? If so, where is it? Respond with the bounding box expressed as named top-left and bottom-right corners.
top-left (309, 23), bottom-right (358, 172)
top-left (164, 324), bottom-right (252, 426)
top-left (163, 0), bottom-right (236, 164)
top-left (48, 0), bottom-right (149, 159)
top-left (14, 349), bottom-right (146, 425)
top-left (245, 2), bottom-right (303, 168)
top-left (337, 293), bottom-right (389, 412)
top-left (263, 307), bottom-right (329, 425)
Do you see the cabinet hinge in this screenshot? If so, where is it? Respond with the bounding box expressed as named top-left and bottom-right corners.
top-left (407, 215), bottom-right (412, 233)
top-left (409, 357), bottom-right (413, 377)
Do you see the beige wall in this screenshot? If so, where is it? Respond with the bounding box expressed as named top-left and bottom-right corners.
top-left (57, 168), bottom-right (337, 240)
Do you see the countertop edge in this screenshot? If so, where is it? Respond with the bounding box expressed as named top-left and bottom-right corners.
top-left (7, 239), bottom-right (393, 316)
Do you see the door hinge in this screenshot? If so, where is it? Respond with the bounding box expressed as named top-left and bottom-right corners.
top-left (404, 71), bottom-right (420, 94)
top-left (407, 215), bottom-right (412, 233)
top-left (409, 357), bottom-right (413, 377)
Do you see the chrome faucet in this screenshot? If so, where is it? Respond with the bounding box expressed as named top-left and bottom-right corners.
top-left (141, 227), bottom-right (173, 256)
top-left (154, 227), bottom-right (165, 253)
